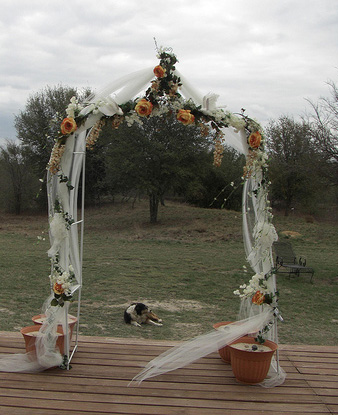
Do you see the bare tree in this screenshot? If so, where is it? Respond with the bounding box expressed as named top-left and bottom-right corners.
top-left (306, 80), bottom-right (338, 185)
top-left (265, 116), bottom-right (324, 216)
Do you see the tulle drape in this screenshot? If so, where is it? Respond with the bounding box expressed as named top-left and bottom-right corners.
top-left (130, 161), bottom-right (285, 387)
top-left (131, 311), bottom-right (275, 384)
top-left (239, 168), bottom-right (285, 386)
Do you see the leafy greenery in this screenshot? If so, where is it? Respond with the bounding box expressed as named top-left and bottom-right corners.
top-left (2, 81), bottom-right (335, 219)
top-left (14, 85), bottom-right (91, 209)
top-left (0, 140), bottom-right (39, 214)
top-left (0, 200), bottom-right (337, 345)
top-left (101, 115), bottom-right (212, 222)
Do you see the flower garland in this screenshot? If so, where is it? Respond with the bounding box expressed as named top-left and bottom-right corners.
top-left (234, 268), bottom-right (281, 344)
top-left (49, 255), bottom-right (76, 307)
top-left (233, 271), bottom-right (276, 306)
top-left (47, 198), bottom-right (77, 308)
top-left (48, 47), bottom-right (265, 176)
top-left (234, 127), bottom-right (282, 343)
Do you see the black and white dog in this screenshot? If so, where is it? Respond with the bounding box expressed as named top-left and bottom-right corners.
top-left (124, 303), bottom-right (163, 327)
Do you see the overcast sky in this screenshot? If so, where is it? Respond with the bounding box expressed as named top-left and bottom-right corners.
top-left (1, 0), bottom-right (337, 145)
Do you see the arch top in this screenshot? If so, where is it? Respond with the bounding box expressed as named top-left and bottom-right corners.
top-left (48, 47), bottom-right (265, 178)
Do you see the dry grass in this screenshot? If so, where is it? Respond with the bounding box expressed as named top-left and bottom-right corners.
top-left (0, 199), bottom-right (337, 345)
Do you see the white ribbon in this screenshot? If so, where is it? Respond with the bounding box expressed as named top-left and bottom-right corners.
top-left (47, 213), bottom-right (68, 258)
top-left (80, 95), bottom-right (123, 117)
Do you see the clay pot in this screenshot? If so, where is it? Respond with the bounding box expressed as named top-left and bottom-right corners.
top-left (228, 336), bottom-right (278, 384)
top-left (32, 314), bottom-right (77, 339)
top-left (20, 325), bottom-right (66, 355)
top-left (213, 321), bottom-right (248, 363)
top-left (213, 322), bottom-right (233, 363)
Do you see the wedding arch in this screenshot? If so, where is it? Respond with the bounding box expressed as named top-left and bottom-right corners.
top-left (0, 47), bottom-right (285, 386)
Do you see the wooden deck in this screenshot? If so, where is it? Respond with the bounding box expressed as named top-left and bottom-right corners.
top-left (0, 331), bottom-right (337, 415)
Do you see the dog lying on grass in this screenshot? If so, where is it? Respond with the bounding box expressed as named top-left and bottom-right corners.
top-left (124, 303), bottom-right (163, 327)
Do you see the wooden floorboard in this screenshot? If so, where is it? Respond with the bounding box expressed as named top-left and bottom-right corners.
top-left (0, 331), bottom-right (337, 414)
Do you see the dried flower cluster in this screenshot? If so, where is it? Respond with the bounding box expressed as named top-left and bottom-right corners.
top-left (86, 119), bottom-right (106, 150)
top-left (213, 132), bottom-right (225, 167)
top-left (48, 142), bottom-right (66, 175)
top-left (243, 148), bottom-right (269, 179)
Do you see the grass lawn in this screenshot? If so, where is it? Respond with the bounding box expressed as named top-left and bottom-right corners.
top-left (0, 199), bottom-right (337, 345)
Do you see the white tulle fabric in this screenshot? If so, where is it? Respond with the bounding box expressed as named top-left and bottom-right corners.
top-left (131, 168), bottom-right (285, 385)
top-left (0, 113), bottom-right (107, 373)
top-left (240, 168), bottom-right (286, 387)
top-left (131, 311), bottom-right (275, 385)
top-left (0, 305), bottom-right (66, 372)
top-left (0, 67), bottom-right (284, 386)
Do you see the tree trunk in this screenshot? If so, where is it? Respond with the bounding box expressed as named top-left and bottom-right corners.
top-left (149, 193), bottom-right (159, 223)
top-left (284, 194), bottom-right (293, 217)
top-left (14, 192), bottom-right (22, 215)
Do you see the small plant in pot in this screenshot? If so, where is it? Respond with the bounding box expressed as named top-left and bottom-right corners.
top-left (230, 269), bottom-right (283, 384)
top-left (228, 335), bottom-right (278, 384)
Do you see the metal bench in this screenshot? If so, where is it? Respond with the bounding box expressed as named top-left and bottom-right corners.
top-left (273, 241), bottom-right (314, 283)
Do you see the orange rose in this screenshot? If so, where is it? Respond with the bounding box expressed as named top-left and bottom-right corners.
top-left (61, 117), bottom-right (77, 135)
top-left (53, 282), bottom-right (64, 295)
top-left (177, 109), bottom-right (195, 125)
top-left (135, 99), bottom-right (153, 117)
top-left (248, 131), bottom-right (262, 149)
top-left (153, 65), bottom-right (166, 78)
top-left (252, 291), bottom-right (265, 305)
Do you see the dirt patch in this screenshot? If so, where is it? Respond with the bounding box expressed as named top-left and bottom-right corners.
top-left (174, 322), bottom-right (204, 339)
top-left (104, 299), bottom-right (206, 312)
top-left (174, 322), bottom-right (201, 329)
top-left (0, 307), bottom-right (15, 315)
top-left (134, 299), bottom-right (206, 312)
top-left (281, 231), bottom-right (302, 238)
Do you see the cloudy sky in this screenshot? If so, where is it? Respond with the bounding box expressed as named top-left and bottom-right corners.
top-left (1, 0), bottom-right (337, 144)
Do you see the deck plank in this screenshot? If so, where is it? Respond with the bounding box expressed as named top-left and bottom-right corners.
top-left (0, 332), bottom-right (337, 414)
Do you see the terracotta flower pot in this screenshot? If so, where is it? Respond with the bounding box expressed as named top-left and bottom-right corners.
top-left (213, 321), bottom-right (233, 363)
top-left (32, 314), bottom-right (77, 339)
top-left (213, 322), bottom-right (248, 363)
top-left (20, 325), bottom-right (66, 355)
top-left (228, 336), bottom-right (278, 384)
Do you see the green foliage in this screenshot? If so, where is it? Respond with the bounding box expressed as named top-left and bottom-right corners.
top-left (84, 141), bottom-right (110, 206)
top-left (15, 85), bottom-right (78, 174)
top-left (7, 81), bottom-right (338, 218)
top-left (0, 140), bottom-right (39, 214)
top-left (185, 147), bottom-right (245, 210)
top-left (14, 85), bottom-right (91, 209)
top-left (101, 114), bottom-right (212, 221)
